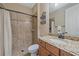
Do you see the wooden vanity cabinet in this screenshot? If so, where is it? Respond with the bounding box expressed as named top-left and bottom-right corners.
top-left (38, 39), bottom-right (51, 56)
top-left (38, 39), bottom-right (58, 56)
top-left (38, 39), bottom-right (46, 48)
top-left (60, 50), bottom-right (74, 56)
top-left (46, 43), bottom-right (59, 56)
top-left (38, 39), bottom-right (74, 56)
top-left (38, 46), bottom-right (51, 56)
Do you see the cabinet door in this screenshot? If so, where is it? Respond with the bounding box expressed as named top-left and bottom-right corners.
top-left (38, 46), bottom-right (50, 56)
top-left (38, 39), bottom-right (46, 48)
top-left (60, 50), bottom-right (74, 56)
top-left (46, 43), bottom-right (59, 56)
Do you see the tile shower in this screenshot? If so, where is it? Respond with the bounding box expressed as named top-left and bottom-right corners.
top-left (10, 12), bottom-right (32, 56)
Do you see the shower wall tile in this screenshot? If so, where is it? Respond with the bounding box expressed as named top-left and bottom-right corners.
top-left (11, 12), bottom-right (32, 56)
top-left (17, 13), bottom-right (32, 22)
top-left (10, 12), bottom-right (18, 21)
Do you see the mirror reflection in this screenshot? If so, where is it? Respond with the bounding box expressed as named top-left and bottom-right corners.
top-left (49, 3), bottom-right (79, 36)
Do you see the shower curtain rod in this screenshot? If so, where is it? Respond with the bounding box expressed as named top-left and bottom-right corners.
top-left (0, 7), bottom-right (37, 17)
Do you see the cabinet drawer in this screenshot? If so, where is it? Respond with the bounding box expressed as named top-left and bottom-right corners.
top-left (60, 50), bottom-right (74, 56)
top-left (38, 39), bottom-right (46, 48)
top-left (46, 43), bottom-right (59, 56)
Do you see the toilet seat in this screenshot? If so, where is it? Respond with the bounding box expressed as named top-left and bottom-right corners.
top-left (28, 44), bottom-right (39, 51)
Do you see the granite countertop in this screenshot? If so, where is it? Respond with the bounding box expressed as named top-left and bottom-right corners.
top-left (39, 35), bottom-right (79, 56)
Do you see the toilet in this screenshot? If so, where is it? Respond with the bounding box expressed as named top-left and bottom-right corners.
top-left (28, 44), bottom-right (39, 56)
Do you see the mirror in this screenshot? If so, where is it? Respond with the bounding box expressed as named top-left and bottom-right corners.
top-left (49, 3), bottom-right (79, 36)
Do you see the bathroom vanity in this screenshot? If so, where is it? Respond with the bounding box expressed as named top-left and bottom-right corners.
top-left (37, 35), bottom-right (79, 56)
top-left (38, 39), bottom-right (73, 56)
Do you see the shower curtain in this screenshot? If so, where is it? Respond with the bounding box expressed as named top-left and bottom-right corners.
top-left (3, 10), bottom-right (12, 56)
top-left (0, 9), bottom-right (4, 56)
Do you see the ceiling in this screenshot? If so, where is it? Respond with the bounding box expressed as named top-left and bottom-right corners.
top-left (49, 3), bottom-right (77, 13)
top-left (49, 3), bottom-right (68, 13)
top-left (19, 3), bottom-right (77, 13)
top-left (19, 3), bottom-right (35, 9)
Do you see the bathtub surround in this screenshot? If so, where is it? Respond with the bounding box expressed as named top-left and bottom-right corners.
top-left (10, 12), bottom-right (32, 56)
top-left (0, 3), bottom-right (35, 56)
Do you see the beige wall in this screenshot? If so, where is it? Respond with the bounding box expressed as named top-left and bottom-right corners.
top-left (55, 9), bottom-right (65, 33)
top-left (2, 3), bottom-right (32, 15)
top-left (50, 8), bottom-right (65, 34)
top-left (55, 10), bottom-right (65, 26)
top-left (37, 3), bottom-right (49, 36)
top-left (32, 4), bottom-right (37, 16)
top-left (50, 9), bottom-right (65, 26)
